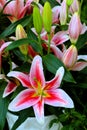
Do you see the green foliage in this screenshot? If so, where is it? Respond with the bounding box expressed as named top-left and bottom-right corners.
top-left (0, 0), bottom-right (87, 130)
top-left (43, 54), bottom-right (75, 83)
top-left (0, 15), bottom-right (32, 39)
top-left (0, 81), bottom-right (10, 130)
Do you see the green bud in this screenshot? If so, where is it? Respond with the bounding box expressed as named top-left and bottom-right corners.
top-left (42, 1), bottom-right (52, 33)
top-left (33, 6), bottom-right (43, 34)
top-left (16, 24), bottom-right (28, 55)
top-left (66, 0), bottom-right (73, 6)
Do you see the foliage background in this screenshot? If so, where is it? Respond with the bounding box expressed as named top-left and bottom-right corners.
top-left (0, 0), bottom-right (87, 130)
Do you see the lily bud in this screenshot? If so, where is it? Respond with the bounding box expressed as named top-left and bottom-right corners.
top-left (60, 0), bottom-right (67, 25)
top-left (42, 1), bottom-right (52, 33)
top-left (69, 12), bottom-right (81, 44)
top-left (70, 0), bottom-right (80, 14)
top-left (33, 6), bottom-right (42, 34)
top-left (16, 24), bottom-right (28, 55)
top-left (33, 0), bottom-right (39, 3)
top-left (66, 0), bottom-right (73, 6)
top-left (62, 45), bottom-right (77, 69)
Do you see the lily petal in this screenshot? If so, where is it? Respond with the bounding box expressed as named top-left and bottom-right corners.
top-left (30, 55), bottom-right (45, 89)
top-left (72, 62), bottom-right (87, 71)
top-left (0, 42), bottom-right (12, 52)
top-left (33, 99), bottom-right (44, 124)
top-left (52, 6), bottom-right (60, 24)
top-left (45, 67), bottom-right (64, 90)
top-left (8, 89), bottom-right (40, 111)
top-left (50, 45), bottom-right (63, 60)
top-left (77, 55), bottom-right (87, 61)
top-left (7, 71), bottom-right (31, 88)
top-left (51, 31), bottom-right (69, 46)
top-left (45, 89), bottom-right (74, 108)
top-left (3, 81), bottom-right (17, 98)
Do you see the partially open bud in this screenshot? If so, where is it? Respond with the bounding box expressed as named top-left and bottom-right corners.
top-left (33, 6), bottom-right (42, 34)
top-left (66, 0), bottom-right (73, 6)
top-left (60, 0), bottom-right (67, 25)
top-left (16, 24), bottom-right (28, 55)
top-left (42, 1), bottom-right (52, 33)
top-left (69, 12), bottom-right (81, 44)
top-left (62, 45), bottom-right (77, 69)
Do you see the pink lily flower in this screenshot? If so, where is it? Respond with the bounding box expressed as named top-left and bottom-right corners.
top-left (51, 45), bottom-right (87, 71)
top-left (7, 55), bottom-right (74, 124)
top-left (32, 26), bottom-right (69, 48)
top-left (0, 0), bottom-right (33, 22)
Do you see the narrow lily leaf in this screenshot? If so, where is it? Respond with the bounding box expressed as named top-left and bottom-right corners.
top-left (0, 15), bottom-right (32, 39)
top-left (43, 54), bottom-right (75, 83)
top-left (76, 31), bottom-right (87, 50)
top-left (27, 29), bottom-right (38, 41)
top-left (0, 81), bottom-right (10, 130)
top-left (5, 38), bottom-right (41, 53)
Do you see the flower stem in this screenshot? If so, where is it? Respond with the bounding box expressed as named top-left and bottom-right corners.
top-left (47, 33), bottom-right (51, 54)
top-left (38, 34), bottom-right (43, 56)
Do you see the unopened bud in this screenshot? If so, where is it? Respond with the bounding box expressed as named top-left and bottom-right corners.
top-left (62, 45), bottom-right (77, 69)
top-left (42, 2), bottom-right (52, 33)
top-left (33, 6), bottom-right (42, 34)
top-left (69, 12), bottom-right (81, 44)
top-left (60, 0), bottom-right (67, 25)
top-left (66, 0), bottom-right (73, 6)
top-left (16, 24), bottom-right (28, 55)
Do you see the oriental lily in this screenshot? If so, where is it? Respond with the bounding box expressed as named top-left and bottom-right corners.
top-left (7, 55), bottom-right (74, 124)
top-left (32, 27), bottom-right (69, 50)
top-left (0, 0), bottom-right (33, 22)
top-left (51, 44), bottom-right (87, 71)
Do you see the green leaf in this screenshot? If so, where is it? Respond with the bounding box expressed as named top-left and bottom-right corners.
top-left (0, 15), bottom-right (32, 39)
top-left (5, 38), bottom-right (41, 53)
top-left (0, 81), bottom-right (10, 130)
top-left (43, 54), bottom-right (75, 83)
top-left (27, 29), bottom-right (38, 41)
top-left (76, 31), bottom-right (87, 50)
top-left (77, 83), bottom-right (87, 88)
top-left (61, 125), bottom-right (74, 130)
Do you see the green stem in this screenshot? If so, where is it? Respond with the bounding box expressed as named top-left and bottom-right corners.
top-left (79, 0), bottom-right (83, 16)
top-left (38, 34), bottom-right (43, 56)
top-left (47, 33), bottom-right (51, 54)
